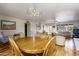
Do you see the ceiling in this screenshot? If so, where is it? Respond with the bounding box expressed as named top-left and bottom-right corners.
top-left (0, 3), bottom-right (79, 22)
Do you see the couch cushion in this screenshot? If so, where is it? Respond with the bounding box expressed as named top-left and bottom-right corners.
top-left (0, 32), bottom-right (3, 38)
top-left (0, 32), bottom-right (8, 43)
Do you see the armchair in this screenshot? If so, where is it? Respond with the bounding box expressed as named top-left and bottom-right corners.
top-left (0, 32), bottom-right (8, 43)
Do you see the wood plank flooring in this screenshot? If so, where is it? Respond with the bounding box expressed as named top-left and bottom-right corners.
top-left (53, 45), bottom-right (65, 56)
top-left (0, 43), bottom-right (13, 56)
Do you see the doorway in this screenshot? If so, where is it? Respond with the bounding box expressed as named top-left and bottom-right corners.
top-left (25, 23), bottom-right (27, 36)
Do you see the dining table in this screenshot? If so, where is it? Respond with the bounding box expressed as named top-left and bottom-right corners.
top-left (15, 37), bottom-right (49, 54)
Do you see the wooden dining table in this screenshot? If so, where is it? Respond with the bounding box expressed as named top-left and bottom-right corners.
top-left (15, 37), bottom-right (49, 54)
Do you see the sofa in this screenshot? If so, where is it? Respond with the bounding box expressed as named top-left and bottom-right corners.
top-left (0, 32), bottom-right (8, 43)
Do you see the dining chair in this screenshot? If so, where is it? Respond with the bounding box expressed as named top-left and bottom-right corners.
top-left (8, 37), bottom-right (23, 56)
top-left (43, 36), bottom-right (56, 56)
top-left (18, 32), bottom-right (25, 38)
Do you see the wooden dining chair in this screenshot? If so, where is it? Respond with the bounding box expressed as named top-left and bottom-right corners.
top-left (43, 36), bottom-right (56, 56)
top-left (8, 37), bottom-right (23, 56)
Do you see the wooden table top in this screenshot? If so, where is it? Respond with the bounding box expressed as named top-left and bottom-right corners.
top-left (15, 37), bottom-right (49, 54)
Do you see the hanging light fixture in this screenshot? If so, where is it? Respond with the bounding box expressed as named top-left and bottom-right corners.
top-left (29, 3), bottom-right (40, 16)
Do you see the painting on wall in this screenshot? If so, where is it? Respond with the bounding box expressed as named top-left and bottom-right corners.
top-left (1, 20), bottom-right (16, 30)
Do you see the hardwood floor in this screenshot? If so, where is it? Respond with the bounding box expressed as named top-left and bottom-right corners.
top-left (0, 37), bottom-right (75, 56)
top-left (52, 45), bottom-right (65, 56)
top-left (52, 39), bottom-right (74, 56)
top-left (0, 43), bottom-right (13, 56)
top-left (65, 39), bottom-right (74, 56)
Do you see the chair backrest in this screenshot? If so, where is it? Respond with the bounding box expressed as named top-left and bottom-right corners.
top-left (43, 36), bottom-right (56, 56)
top-left (19, 32), bottom-right (25, 38)
top-left (8, 37), bottom-right (23, 56)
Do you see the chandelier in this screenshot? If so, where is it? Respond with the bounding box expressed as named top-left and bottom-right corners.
top-left (27, 3), bottom-right (40, 16)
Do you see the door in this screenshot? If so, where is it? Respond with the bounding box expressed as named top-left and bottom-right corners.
top-left (25, 23), bottom-right (27, 36)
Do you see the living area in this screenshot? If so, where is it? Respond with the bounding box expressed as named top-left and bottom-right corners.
top-left (0, 3), bottom-right (79, 56)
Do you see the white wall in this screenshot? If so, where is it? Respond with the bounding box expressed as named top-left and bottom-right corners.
top-left (30, 21), bottom-right (37, 36)
top-left (0, 17), bottom-right (26, 36)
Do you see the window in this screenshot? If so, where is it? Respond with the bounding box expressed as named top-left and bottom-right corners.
top-left (57, 24), bottom-right (73, 32)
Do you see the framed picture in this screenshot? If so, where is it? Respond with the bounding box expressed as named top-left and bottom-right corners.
top-left (1, 20), bottom-right (16, 30)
